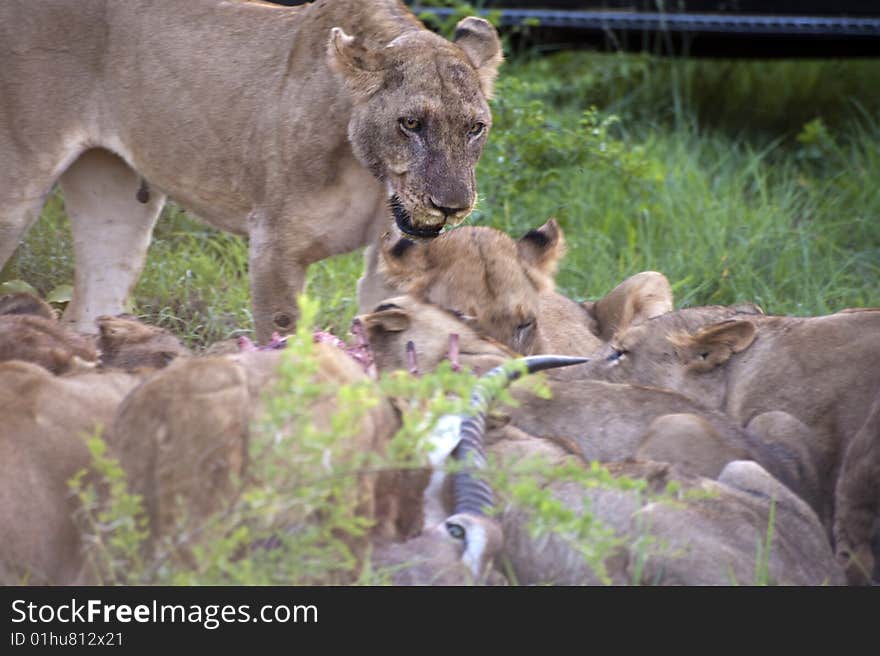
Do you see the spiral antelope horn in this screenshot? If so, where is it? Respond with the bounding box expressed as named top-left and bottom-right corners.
top-left (452, 355), bottom-right (589, 516)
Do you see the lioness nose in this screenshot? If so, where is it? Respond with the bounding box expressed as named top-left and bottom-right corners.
top-left (429, 198), bottom-right (468, 218)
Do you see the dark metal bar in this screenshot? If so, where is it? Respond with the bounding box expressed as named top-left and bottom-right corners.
top-left (410, 7), bottom-right (880, 38)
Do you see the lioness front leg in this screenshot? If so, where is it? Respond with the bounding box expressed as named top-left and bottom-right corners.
top-left (584, 271), bottom-right (673, 341)
top-left (247, 213), bottom-right (309, 344)
top-left (59, 150), bottom-right (166, 333)
top-left (249, 262), bottom-right (306, 345)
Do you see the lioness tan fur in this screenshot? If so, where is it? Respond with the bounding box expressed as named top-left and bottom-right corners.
top-left (430, 405), bottom-right (840, 584)
top-left (0, 0), bottom-right (501, 342)
top-left (497, 458), bottom-right (844, 585)
top-left (365, 218), bottom-right (672, 356)
top-left (579, 305), bottom-right (880, 583)
top-left (0, 362), bottom-right (144, 585)
top-left (396, 359), bottom-right (839, 584)
top-left (832, 391), bottom-right (880, 584)
top-left (108, 343), bottom-right (437, 574)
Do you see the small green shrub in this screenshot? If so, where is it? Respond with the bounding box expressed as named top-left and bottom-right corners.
top-left (69, 431), bottom-right (151, 586)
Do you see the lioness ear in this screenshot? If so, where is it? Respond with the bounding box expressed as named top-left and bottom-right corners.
top-left (670, 319), bottom-right (757, 373)
top-left (453, 17), bottom-right (503, 98)
top-left (327, 27), bottom-right (385, 97)
top-left (517, 218), bottom-right (566, 284)
top-left (360, 307), bottom-right (411, 334)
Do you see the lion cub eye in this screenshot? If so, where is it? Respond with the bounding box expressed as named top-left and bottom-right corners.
top-left (468, 121), bottom-right (485, 138)
top-left (399, 117), bottom-right (422, 132)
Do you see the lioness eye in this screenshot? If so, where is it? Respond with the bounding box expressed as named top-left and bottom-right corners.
top-left (446, 522), bottom-right (466, 540)
top-left (468, 121), bottom-right (485, 137)
top-left (446, 308), bottom-right (476, 324)
top-left (399, 117), bottom-right (421, 132)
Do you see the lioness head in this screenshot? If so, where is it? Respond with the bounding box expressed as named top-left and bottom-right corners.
top-left (582, 305), bottom-right (762, 405)
top-left (376, 219), bottom-right (566, 354)
top-left (356, 295), bottom-right (516, 375)
top-left (328, 17), bottom-right (502, 238)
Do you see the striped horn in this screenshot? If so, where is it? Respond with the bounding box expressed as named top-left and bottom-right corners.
top-left (452, 355), bottom-right (589, 516)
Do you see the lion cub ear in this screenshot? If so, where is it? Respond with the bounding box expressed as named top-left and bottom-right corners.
top-left (670, 319), bottom-right (757, 373)
top-left (360, 305), bottom-right (412, 334)
top-left (378, 233), bottom-right (427, 289)
top-left (453, 17), bottom-right (503, 98)
top-left (516, 218), bottom-right (566, 285)
top-left (327, 27), bottom-right (385, 97)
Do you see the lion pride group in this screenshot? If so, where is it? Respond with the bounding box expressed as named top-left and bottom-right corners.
top-left (1, 216), bottom-right (877, 586)
top-left (1, 0), bottom-right (876, 587)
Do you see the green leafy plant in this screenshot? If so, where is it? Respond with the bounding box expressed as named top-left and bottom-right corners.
top-left (69, 430), bottom-right (151, 586)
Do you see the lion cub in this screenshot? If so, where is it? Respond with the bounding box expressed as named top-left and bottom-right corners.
top-left (360, 219), bottom-right (672, 357)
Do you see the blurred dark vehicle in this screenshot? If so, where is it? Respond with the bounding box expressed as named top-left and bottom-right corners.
top-left (269, 1), bottom-right (880, 57)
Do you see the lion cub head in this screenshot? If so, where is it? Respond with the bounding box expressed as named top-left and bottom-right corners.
top-left (328, 17), bottom-right (502, 238)
top-left (377, 219), bottom-right (566, 355)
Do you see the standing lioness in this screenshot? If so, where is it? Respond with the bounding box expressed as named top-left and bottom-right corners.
top-left (0, 0), bottom-right (501, 341)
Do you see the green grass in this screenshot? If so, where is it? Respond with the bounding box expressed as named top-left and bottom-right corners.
top-left (4, 52), bottom-right (880, 346)
top-left (474, 53), bottom-right (880, 316)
